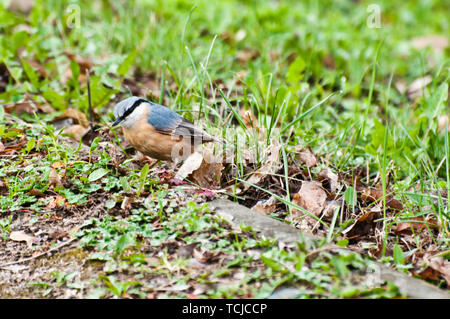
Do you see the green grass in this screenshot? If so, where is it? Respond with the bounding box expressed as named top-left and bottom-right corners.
top-left (0, 0), bottom-right (449, 297)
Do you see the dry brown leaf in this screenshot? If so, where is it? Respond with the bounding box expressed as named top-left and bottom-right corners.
top-left (190, 153), bottom-right (223, 189)
top-left (0, 141), bottom-right (5, 152)
top-left (45, 196), bottom-right (66, 209)
top-left (252, 196), bottom-right (277, 215)
top-left (408, 76), bottom-right (432, 99)
top-left (48, 228), bottom-right (68, 240)
top-left (8, 0), bottom-right (34, 14)
top-left (10, 231), bottom-right (38, 248)
top-left (298, 150), bottom-right (317, 168)
top-left (236, 70), bottom-right (248, 81)
top-left (4, 100), bottom-right (36, 115)
top-left (177, 243), bottom-right (198, 258)
top-left (342, 211), bottom-right (378, 238)
top-left (219, 31), bottom-right (234, 44)
top-left (63, 124), bottom-right (90, 141)
top-left (395, 80), bottom-right (407, 94)
top-left (51, 161), bottom-right (64, 169)
top-left (322, 54), bottom-right (336, 69)
top-left (318, 168), bottom-right (339, 193)
top-left (361, 187), bottom-right (404, 210)
top-left (49, 167), bottom-right (62, 188)
top-left (55, 108), bottom-right (90, 128)
top-left (424, 255), bottom-right (450, 286)
top-left (292, 181), bottom-right (327, 216)
top-left (322, 200), bottom-right (341, 221)
top-left (61, 53), bottom-right (93, 84)
top-left (236, 48), bottom-right (260, 65)
top-left (192, 248), bottom-right (216, 263)
top-left (417, 266), bottom-right (442, 282)
top-left (176, 152), bottom-right (204, 180)
top-left (64, 52), bottom-right (94, 73)
top-left (411, 35), bottom-right (449, 54)
top-left (394, 216), bottom-right (439, 235)
top-left (27, 189), bottom-right (45, 197)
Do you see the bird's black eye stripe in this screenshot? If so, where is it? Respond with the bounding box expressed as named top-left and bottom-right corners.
top-left (119, 98), bottom-right (147, 121)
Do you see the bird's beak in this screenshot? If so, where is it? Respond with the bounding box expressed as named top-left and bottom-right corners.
top-left (112, 118), bottom-right (122, 127)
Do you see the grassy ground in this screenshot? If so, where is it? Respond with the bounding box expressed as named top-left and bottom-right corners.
top-left (0, 0), bottom-right (449, 298)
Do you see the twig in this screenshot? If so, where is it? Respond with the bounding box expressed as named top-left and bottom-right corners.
top-left (86, 69), bottom-right (94, 129)
top-left (0, 237), bottom-right (78, 269)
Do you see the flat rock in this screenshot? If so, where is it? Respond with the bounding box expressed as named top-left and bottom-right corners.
top-left (210, 199), bottom-right (450, 299)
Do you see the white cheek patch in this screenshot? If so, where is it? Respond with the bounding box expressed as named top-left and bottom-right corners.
top-left (121, 104), bottom-right (147, 129)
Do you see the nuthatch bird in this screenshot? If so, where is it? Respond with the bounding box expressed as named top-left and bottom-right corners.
top-left (112, 96), bottom-right (224, 161)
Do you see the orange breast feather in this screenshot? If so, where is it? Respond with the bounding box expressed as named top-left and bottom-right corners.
top-left (122, 113), bottom-right (192, 161)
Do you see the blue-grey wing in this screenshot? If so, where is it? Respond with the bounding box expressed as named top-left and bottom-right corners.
top-left (147, 102), bottom-right (214, 142)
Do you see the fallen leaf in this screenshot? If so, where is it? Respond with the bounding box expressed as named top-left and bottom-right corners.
top-left (424, 255), bottom-right (450, 286)
top-left (193, 248), bottom-right (216, 263)
top-left (10, 231), bottom-right (38, 248)
top-left (4, 100), bottom-right (36, 115)
top-left (236, 48), bottom-right (260, 65)
top-left (189, 153), bottom-right (223, 188)
top-left (298, 149), bottom-right (317, 168)
top-left (342, 211), bottom-right (378, 238)
top-left (318, 168), bottom-right (339, 193)
top-left (27, 189), bottom-right (45, 197)
top-left (395, 80), bottom-right (407, 94)
top-left (49, 167), bottom-right (63, 188)
top-left (45, 196), bottom-right (66, 209)
top-left (55, 108), bottom-right (90, 128)
top-left (252, 196), bottom-right (277, 214)
top-left (63, 124), bottom-right (90, 141)
top-left (235, 70), bottom-right (248, 85)
top-left (219, 31), bottom-right (234, 44)
top-left (8, 0), bottom-right (34, 14)
top-left (177, 243), bottom-right (198, 258)
top-left (322, 54), bottom-right (336, 69)
top-left (51, 161), bottom-right (64, 169)
top-left (417, 266), bottom-right (442, 282)
top-left (48, 228), bottom-right (68, 240)
top-left (408, 75), bottom-right (432, 99)
top-left (322, 200), bottom-right (341, 221)
top-left (292, 181), bottom-right (327, 216)
top-left (64, 52), bottom-right (94, 74)
top-left (361, 187), bottom-right (404, 210)
top-left (176, 152), bottom-right (204, 180)
top-left (411, 35), bottom-right (449, 54)
top-left (394, 216), bottom-right (439, 235)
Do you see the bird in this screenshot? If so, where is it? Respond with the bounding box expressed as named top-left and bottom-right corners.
top-left (112, 96), bottom-right (224, 161)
